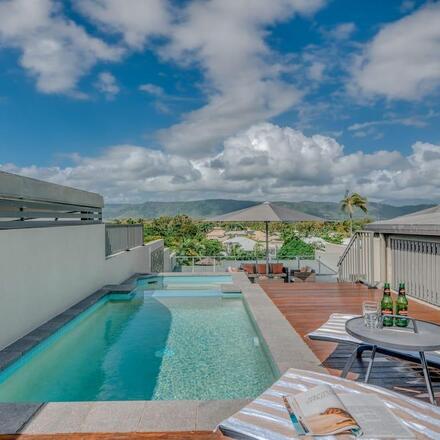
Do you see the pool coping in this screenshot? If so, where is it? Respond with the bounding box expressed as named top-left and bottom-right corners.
top-left (0, 271), bottom-right (324, 434)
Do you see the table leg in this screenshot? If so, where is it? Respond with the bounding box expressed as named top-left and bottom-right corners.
top-left (364, 345), bottom-right (377, 383)
top-left (341, 348), bottom-right (358, 378)
top-left (341, 345), bottom-right (372, 378)
top-left (420, 352), bottom-right (436, 405)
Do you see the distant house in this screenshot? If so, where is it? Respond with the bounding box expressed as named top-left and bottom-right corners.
top-left (225, 230), bottom-right (250, 237)
top-left (223, 236), bottom-right (257, 253)
top-left (206, 227), bottom-right (226, 241)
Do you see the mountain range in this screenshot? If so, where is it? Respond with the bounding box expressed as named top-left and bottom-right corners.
top-left (103, 199), bottom-right (435, 221)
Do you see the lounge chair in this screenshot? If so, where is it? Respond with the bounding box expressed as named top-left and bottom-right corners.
top-left (291, 267), bottom-right (316, 282)
top-left (307, 313), bottom-right (440, 377)
top-left (218, 368), bottom-right (440, 439)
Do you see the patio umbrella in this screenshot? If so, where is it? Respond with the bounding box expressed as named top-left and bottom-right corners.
top-left (210, 202), bottom-right (325, 274)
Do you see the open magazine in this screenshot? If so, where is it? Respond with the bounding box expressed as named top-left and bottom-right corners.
top-left (284, 385), bottom-right (415, 438)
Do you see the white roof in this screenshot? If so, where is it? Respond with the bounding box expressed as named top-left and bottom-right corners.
top-left (223, 236), bottom-right (257, 251)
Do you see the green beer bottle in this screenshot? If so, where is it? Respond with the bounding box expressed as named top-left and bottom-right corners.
top-left (381, 283), bottom-right (394, 326)
top-left (395, 283), bottom-right (409, 327)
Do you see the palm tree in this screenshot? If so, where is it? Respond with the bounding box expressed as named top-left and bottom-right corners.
top-left (340, 191), bottom-right (368, 236)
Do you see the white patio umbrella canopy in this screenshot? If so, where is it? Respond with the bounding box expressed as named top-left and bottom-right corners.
top-left (210, 201), bottom-right (325, 273)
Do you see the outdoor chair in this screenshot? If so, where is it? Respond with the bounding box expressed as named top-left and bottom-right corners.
top-left (217, 368), bottom-right (440, 439)
top-left (307, 313), bottom-right (440, 375)
top-left (241, 263), bottom-right (255, 274)
top-left (257, 263), bottom-right (268, 275)
top-left (241, 263), bottom-right (259, 282)
top-left (270, 263), bottom-right (288, 281)
top-left (291, 267), bottom-right (316, 282)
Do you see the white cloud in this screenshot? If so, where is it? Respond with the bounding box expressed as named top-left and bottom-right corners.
top-left (326, 22), bottom-right (356, 40)
top-left (0, 0), bottom-right (123, 96)
top-left (348, 116), bottom-right (428, 131)
top-left (139, 83), bottom-right (165, 97)
top-left (400, 0), bottom-right (415, 13)
top-left (3, 123), bottom-right (440, 204)
top-left (76, 0), bottom-right (170, 49)
top-left (156, 0), bottom-right (326, 157)
top-left (1, 145), bottom-right (200, 203)
top-left (308, 62), bottom-right (326, 81)
top-left (352, 2), bottom-right (440, 100)
top-left (96, 71), bottom-right (119, 99)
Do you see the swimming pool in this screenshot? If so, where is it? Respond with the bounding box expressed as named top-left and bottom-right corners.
top-left (0, 278), bottom-right (275, 402)
top-left (138, 274), bottom-right (232, 290)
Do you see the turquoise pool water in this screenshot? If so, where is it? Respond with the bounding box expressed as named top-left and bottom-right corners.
top-left (138, 275), bottom-right (232, 290)
top-left (0, 285), bottom-right (275, 402)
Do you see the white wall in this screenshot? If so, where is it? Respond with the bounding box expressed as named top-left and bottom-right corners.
top-left (316, 242), bottom-right (346, 272)
top-left (0, 224), bottom-right (163, 350)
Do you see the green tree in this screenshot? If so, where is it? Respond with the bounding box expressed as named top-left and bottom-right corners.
top-left (277, 236), bottom-right (315, 258)
top-left (174, 238), bottom-right (204, 256)
top-left (340, 191), bottom-right (368, 236)
top-left (201, 239), bottom-right (223, 256)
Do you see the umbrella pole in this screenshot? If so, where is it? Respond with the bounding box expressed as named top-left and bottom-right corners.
top-left (265, 221), bottom-right (269, 275)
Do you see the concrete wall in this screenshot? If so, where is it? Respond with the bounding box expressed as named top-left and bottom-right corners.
top-left (0, 224), bottom-right (163, 350)
top-left (162, 249), bottom-right (177, 272)
top-left (316, 242), bottom-right (346, 272)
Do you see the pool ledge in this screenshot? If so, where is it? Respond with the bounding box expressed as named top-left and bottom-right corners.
top-left (0, 271), bottom-right (324, 434)
top-left (230, 272), bottom-right (325, 376)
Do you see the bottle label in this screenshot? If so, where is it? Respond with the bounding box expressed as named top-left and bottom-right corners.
top-left (397, 310), bottom-right (408, 316)
top-left (382, 309), bottom-right (392, 315)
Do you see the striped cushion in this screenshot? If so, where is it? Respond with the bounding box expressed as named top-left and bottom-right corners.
top-left (307, 313), bottom-right (362, 344)
top-left (218, 368), bottom-right (440, 439)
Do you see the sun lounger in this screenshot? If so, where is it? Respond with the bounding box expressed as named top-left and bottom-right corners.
top-left (218, 368), bottom-right (440, 439)
top-left (307, 313), bottom-right (440, 371)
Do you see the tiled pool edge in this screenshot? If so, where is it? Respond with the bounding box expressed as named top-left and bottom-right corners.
top-left (0, 271), bottom-right (325, 434)
top-left (230, 272), bottom-right (326, 375)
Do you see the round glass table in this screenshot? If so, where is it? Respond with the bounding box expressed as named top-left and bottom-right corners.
top-left (345, 316), bottom-right (440, 405)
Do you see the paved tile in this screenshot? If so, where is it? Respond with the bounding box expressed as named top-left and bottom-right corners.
top-left (26, 327), bottom-right (54, 341)
top-left (137, 401), bottom-right (198, 431)
top-left (46, 313), bottom-right (74, 328)
top-left (80, 401), bottom-right (144, 432)
top-left (0, 403), bottom-right (42, 434)
top-left (0, 350), bottom-right (21, 371)
top-left (22, 402), bottom-right (92, 434)
top-left (3, 337), bottom-right (39, 354)
top-left (195, 400), bottom-right (250, 431)
top-left (241, 282), bottom-right (325, 374)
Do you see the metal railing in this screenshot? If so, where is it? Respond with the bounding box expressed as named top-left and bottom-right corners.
top-left (105, 224), bottom-right (144, 256)
top-left (174, 255), bottom-right (337, 277)
top-left (338, 231), bottom-right (375, 284)
top-left (390, 236), bottom-right (440, 306)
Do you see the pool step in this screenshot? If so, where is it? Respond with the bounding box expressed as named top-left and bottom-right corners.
top-left (104, 283), bottom-right (136, 301)
top-left (221, 284), bottom-right (242, 297)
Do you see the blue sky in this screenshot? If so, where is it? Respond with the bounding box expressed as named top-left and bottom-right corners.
top-left (1, 0), bottom-right (440, 204)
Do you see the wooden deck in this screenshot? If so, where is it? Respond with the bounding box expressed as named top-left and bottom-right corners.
top-left (259, 280), bottom-right (440, 401)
